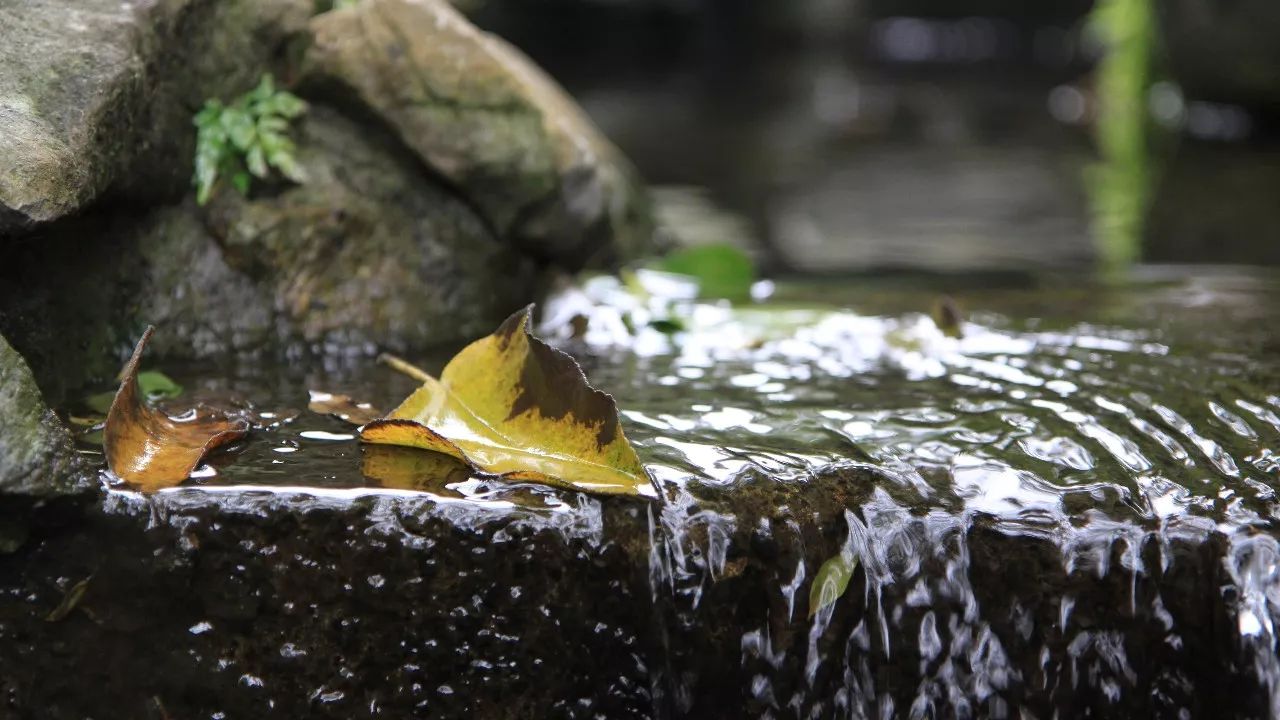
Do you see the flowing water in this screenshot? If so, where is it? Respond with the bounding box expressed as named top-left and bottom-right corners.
top-left (60, 266), bottom-right (1280, 718)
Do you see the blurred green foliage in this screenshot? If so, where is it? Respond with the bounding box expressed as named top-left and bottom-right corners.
top-left (1087, 0), bottom-right (1155, 273)
top-left (193, 74), bottom-right (308, 205)
top-left (657, 243), bottom-right (755, 301)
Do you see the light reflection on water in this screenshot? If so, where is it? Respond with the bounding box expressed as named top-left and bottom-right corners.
top-left (81, 269), bottom-right (1280, 717)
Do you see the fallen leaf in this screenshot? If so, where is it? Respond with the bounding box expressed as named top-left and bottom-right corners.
top-left (808, 551), bottom-right (859, 618)
top-left (45, 576), bottom-right (93, 622)
top-left (932, 295), bottom-right (964, 339)
top-left (361, 305), bottom-right (657, 497)
top-left (104, 327), bottom-right (250, 491)
top-left (308, 390), bottom-right (383, 426)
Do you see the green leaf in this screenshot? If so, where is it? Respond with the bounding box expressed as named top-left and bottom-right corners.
top-left (270, 152), bottom-right (308, 183)
top-left (194, 100), bottom-right (224, 127)
top-left (649, 317), bottom-right (686, 334)
top-left (269, 91), bottom-right (307, 119)
top-left (361, 306), bottom-right (657, 497)
top-left (85, 391), bottom-right (116, 415)
top-left (258, 115), bottom-right (289, 134)
top-left (86, 370), bottom-right (182, 414)
top-left (657, 244), bottom-right (755, 300)
top-left (231, 171), bottom-right (251, 196)
top-left (245, 145), bottom-right (268, 178)
top-left (221, 109), bottom-right (256, 151)
top-left (251, 74), bottom-right (276, 103)
top-left (808, 551), bottom-right (858, 618)
top-left (191, 73), bottom-right (308, 202)
top-left (136, 370), bottom-right (183, 402)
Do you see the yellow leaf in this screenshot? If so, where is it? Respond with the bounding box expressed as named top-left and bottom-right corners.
top-left (104, 327), bottom-right (250, 491)
top-left (361, 443), bottom-right (472, 492)
top-left (361, 305), bottom-right (657, 497)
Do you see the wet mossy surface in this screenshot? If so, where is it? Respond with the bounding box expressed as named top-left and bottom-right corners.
top-left (0, 466), bottom-right (1272, 719)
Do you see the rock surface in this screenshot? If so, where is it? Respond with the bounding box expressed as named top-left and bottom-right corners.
top-left (0, 0), bottom-right (313, 234)
top-left (303, 0), bottom-right (654, 266)
top-left (0, 334), bottom-right (94, 552)
top-left (0, 107), bottom-right (539, 397)
top-left (0, 0), bottom-right (655, 390)
top-left (0, 335), bottom-right (88, 503)
top-left (0, 467), bottom-right (1270, 718)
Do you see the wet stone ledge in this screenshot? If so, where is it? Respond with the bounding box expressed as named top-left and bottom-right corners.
top-left (0, 468), bottom-right (1275, 719)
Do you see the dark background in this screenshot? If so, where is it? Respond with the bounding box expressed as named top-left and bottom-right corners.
top-left (470, 0), bottom-right (1280, 275)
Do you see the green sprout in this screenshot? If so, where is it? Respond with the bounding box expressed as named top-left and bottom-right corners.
top-left (193, 74), bottom-right (308, 205)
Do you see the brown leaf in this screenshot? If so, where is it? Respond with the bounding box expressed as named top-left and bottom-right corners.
top-left (104, 327), bottom-right (250, 491)
top-left (932, 295), bottom-right (964, 339)
top-left (307, 390), bottom-right (382, 426)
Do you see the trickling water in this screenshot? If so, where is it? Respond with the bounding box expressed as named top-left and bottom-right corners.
top-left (61, 268), bottom-right (1280, 718)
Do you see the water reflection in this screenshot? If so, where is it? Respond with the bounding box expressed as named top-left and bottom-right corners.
top-left (76, 268), bottom-right (1280, 716)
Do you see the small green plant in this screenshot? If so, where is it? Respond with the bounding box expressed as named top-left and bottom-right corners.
top-left (193, 74), bottom-right (308, 205)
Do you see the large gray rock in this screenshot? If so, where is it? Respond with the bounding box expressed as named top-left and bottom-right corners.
top-left (303, 0), bottom-right (655, 266)
top-left (0, 0), bottom-right (313, 234)
top-left (0, 106), bottom-right (538, 392)
top-left (0, 0), bottom-right (657, 395)
top-left (0, 335), bottom-right (88, 503)
top-left (147, 106), bottom-right (537, 357)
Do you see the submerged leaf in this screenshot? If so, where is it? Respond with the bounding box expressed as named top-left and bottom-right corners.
top-left (361, 444), bottom-right (472, 492)
top-left (361, 306), bottom-right (656, 497)
top-left (45, 576), bottom-right (93, 622)
top-left (104, 327), bottom-right (250, 491)
top-left (308, 390), bottom-right (382, 426)
top-left (808, 551), bottom-right (859, 618)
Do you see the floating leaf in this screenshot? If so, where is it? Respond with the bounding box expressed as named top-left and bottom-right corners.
top-left (104, 327), bottom-right (250, 491)
top-left (808, 551), bottom-right (859, 618)
top-left (658, 243), bottom-right (755, 300)
top-left (86, 367), bottom-right (182, 415)
top-left (308, 390), bottom-right (382, 426)
top-left (932, 295), bottom-right (964, 339)
top-left (361, 306), bottom-right (657, 497)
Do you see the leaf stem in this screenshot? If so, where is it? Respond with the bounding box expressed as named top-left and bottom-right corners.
top-left (378, 353), bottom-right (433, 383)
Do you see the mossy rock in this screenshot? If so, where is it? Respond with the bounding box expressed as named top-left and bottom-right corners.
top-left (0, 333), bottom-right (96, 552)
top-left (303, 0), bottom-right (655, 267)
top-left (0, 0), bottom-right (313, 235)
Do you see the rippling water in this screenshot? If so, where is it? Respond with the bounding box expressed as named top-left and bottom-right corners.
top-left (73, 267), bottom-right (1280, 717)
